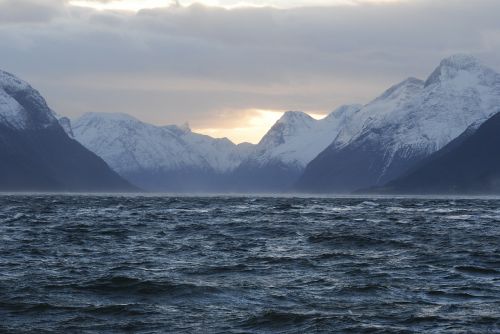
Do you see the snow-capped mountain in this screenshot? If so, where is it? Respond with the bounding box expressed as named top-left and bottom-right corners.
top-left (381, 111), bottom-right (500, 194)
top-left (254, 105), bottom-right (363, 168)
top-left (298, 55), bottom-right (500, 193)
top-left (230, 105), bottom-right (362, 191)
top-left (72, 112), bottom-right (253, 191)
top-left (0, 70), bottom-right (57, 130)
top-left (0, 70), bottom-right (134, 191)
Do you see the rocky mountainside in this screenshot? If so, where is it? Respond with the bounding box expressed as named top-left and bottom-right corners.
top-left (378, 112), bottom-right (500, 194)
top-left (0, 70), bottom-right (134, 192)
top-left (231, 105), bottom-right (362, 191)
top-left (72, 104), bottom-right (364, 192)
top-left (72, 112), bottom-right (253, 191)
top-left (297, 55), bottom-right (500, 193)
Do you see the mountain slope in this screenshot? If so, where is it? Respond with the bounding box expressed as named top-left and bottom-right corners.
top-left (230, 105), bottom-right (362, 191)
top-left (72, 112), bottom-right (252, 191)
top-left (297, 55), bottom-right (500, 193)
top-left (379, 112), bottom-right (500, 194)
top-left (0, 70), bottom-right (134, 192)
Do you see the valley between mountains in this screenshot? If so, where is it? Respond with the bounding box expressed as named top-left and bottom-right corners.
top-left (2, 55), bottom-right (500, 194)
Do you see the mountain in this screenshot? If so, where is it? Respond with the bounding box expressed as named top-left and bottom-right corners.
top-left (230, 105), bottom-right (362, 192)
top-left (0, 70), bottom-right (134, 192)
top-left (72, 112), bottom-right (253, 192)
top-left (297, 55), bottom-right (500, 193)
top-left (72, 106), bottom-right (363, 193)
top-left (376, 112), bottom-right (500, 194)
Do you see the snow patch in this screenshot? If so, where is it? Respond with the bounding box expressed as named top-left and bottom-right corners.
top-left (0, 69), bottom-right (58, 130)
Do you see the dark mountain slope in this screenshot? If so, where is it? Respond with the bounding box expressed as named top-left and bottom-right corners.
top-left (296, 55), bottom-right (500, 193)
top-left (0, 70), bottom-right (135, 192)
top-left (379, 112), bottom-right (500, 194)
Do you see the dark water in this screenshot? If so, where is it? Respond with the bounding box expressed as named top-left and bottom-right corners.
top-left (0, 195), bottom-right (499, 333)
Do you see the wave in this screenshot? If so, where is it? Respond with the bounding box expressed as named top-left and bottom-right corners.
top-left (455, 266), bottom-right (499, 275)
top-left (75, 275), bottom-right (222, 297)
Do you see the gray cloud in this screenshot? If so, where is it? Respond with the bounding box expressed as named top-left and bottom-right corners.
top-left (0, 0), bottom-right (66, 23)
top-left (1, 0), bottom-right (500, 131)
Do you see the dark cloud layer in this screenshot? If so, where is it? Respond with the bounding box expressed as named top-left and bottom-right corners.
top-left (1, 0), bottom-right (499, 131)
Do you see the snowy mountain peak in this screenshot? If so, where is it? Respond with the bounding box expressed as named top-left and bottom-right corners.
top-left (325, 104), bottom-right (363, 121)
top-left (298, 55), bottom-right (500, 192)
top-left (248, 105), bottom-right (363, 169)
top-left (179, 122), bottom-right (191, 132)
top-left (0, 70), bottom-right (57, 130)
top-left (72, 112), bottom-right (253, 182)
top-left (0, 70), bottom-right (30, 92)
top-left (354, 55), bottom-right (500, 153)
top-left (259, 111), bottom-right (314, 147)
top-left (162, 124), bottom-right (192, 137)
top-left (425, 54), bottom-right (490, 87)
top-left (440, 54), bottom-right (482, 70)
top-left (277, 111), bottom-right (315, 125)
top-left (377, 77), bottom-right (424, 102)
top-left (78, 112), bottom-right (139, 124)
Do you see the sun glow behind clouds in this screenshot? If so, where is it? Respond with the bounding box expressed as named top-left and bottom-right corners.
top-left (69, 0), bottom-right (173, 11)
top-left (69, 0), bottom-right (405, 11)
top-left (195, 109), bottom-right (324, 144)
top-left (195, 109), bottom-right (284, 144)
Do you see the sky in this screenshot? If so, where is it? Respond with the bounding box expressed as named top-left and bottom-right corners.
top-left (1, 0), bottom-right (500, 143)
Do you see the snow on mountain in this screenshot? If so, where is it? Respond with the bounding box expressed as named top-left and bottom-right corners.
top-left (250, 105), bottom-right (362, 169)
top-left (58, 116), bottom-right (74, 138)
top-left (354, 55), bottom-right (500, 170)
top-left (380, 111), bottom-right (500, 194)
top-left (72, 112), bottom-right (252, 179)
top-left (227, 105), bottom-right (362, 192)
top-left (0, 70), bottom-right (57, 130)
top-left (0, 70), bottom-right (134, 192)
top-left (332, 77), bottom-right (425, 150)
top-left (298, 54), bottom-right (500, 192)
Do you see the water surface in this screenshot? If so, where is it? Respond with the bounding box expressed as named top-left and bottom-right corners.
top-left (0, 195), bottom-right (499, 333)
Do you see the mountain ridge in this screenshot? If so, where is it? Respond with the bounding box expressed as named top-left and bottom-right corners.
top-left (72, 112), bottom-right (253, 191)
top-left (377, 111), bottom-right (500, 194)
top-left (228, 104), bottom-right (362, 191)
top-left (3, 54), bottom-right (498, 194)
top-left (0, 70), bottom-right (135, 192)
top-left (296, 54), bottom-right (500, 193)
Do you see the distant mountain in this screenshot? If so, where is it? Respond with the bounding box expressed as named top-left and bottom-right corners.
top-left (72, 105), bottom-right (363, 193)
top-left (377, 112), bottom-right (500, 194)
top-left (72, 112), bottom-right (253, 191)
top-left (11, 54), bottom-right (496, 194)
top-left (297, 55), bottom-right (500, 193)
top-left (230, 105), bottom-right (362, 191)
top-left (0, 70), bottom-right (134, 192)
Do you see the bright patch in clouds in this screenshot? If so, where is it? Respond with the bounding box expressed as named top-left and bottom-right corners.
top-left (195, 109), bottom-right (324, 144)
top-left (69, 0), bottom-right (404, 11)
top-left (187, 0), bottom-right (405, 8)
top-left (195, 109), bottom-right (284, 144)
top-left (69, 0), bottom-right (173, 11)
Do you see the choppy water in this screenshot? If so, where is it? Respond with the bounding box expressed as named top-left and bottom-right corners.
top-left (0, 195), bottom-right (499, 333)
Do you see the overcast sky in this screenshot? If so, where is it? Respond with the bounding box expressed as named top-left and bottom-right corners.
top-left (1, 0), bottom-right (500, 143)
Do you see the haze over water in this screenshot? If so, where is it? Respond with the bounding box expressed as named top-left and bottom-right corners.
top-left (0, 195), bottom-right (498, 333)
